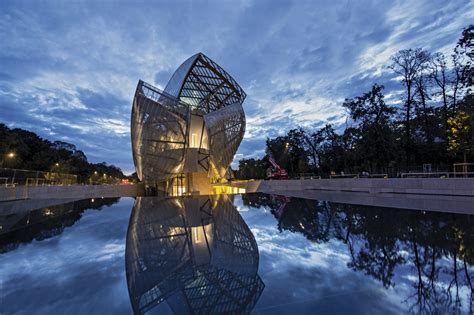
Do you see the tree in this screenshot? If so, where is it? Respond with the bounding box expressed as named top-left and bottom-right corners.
top-left (451, 52), bottom-right (464, 113)
top-left (287, 129), bottom-right (310, 175)
top-left (342, 84), bottom-right (396, 173)
top-left (390, 48), bottom-right (430, 169)
top-left (299, 127), bottom-right (319, 172)
top-left (429, 52), bottom-right (450, 137)
top-left (266, 136), bottom-right (292, 173)
top-left (453, 25), bottom-right (473, 94)
top-left (236, 158), bottom-right (268, 179)
top-left (312, 124), bottom-right (346, 175)
top-left (264, 130), bottom-right (310, 176)
top-left (447, 96), bottom-right (474, 163)
top-left (414, 60), bottom-right (433, 144)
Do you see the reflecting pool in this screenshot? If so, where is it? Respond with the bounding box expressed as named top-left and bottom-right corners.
top-left (0, 194), bottom-right (472, 314)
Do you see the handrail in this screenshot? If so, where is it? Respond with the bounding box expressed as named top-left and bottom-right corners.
top-left (330, 174), bottom-right (360, 179)
top-left (401, 172), bottom-right (474, 178)
top-left (293, 173), bottom-right (321, 180)
top-left (364, 174), bottom-right (388, 178)
top-left (0, 167), bottom-right (78, 187)
top-left (330, 173), bottom-right (388, 179)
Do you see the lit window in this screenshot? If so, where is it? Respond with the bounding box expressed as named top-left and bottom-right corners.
top-left (194, 228), bottom-right (202, 243)
top-left (191, 133), bottom-right (197, 148)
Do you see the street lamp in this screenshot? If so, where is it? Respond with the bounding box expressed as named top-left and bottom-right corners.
top-left (55, 163), bottom-right (59, 167)
top-left (1, 152), bottom-right (16, 168)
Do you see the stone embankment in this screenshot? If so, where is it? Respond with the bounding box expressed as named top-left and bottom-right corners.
top-left (227, 178), bottom-right (474, 214)
top-left (0, 184), bottom-right (145, 202)
top-left (240, 178), bottom-right (474, 196)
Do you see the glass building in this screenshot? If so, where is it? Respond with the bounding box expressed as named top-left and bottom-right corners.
top-left (131, 53), bottom-right (246, 195)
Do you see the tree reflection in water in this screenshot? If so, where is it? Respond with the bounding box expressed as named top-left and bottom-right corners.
top-left (242, 193), bottom-right (473, 314)
top-left (125, 194), bottom-right (264, 315)
top-left (0, 198), bottom-right (120, 253)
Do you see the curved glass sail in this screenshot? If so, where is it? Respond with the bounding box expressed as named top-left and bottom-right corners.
top-left (204, 103), bottom-right (246, 180)
top-left (131, 81), bottom-right (189, 182)
top-left (125, 195), bottom-right (264, 314)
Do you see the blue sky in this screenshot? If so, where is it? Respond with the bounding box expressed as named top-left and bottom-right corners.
top-left (0, 0), bottom-right (472, 174)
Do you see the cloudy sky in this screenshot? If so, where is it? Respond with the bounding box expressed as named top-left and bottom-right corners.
top-left (1, 0), bottom-right (472, 174)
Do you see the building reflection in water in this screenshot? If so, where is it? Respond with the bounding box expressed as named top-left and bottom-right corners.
top-left (125, 194), bottom-right (264, 314)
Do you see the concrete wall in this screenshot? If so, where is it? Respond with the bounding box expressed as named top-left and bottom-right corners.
top-left (242, 178), bottom-right (474, 197)
top-left (0, 184), bottom-right (145, 202)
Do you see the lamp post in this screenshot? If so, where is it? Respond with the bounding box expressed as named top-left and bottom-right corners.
top-left (90, 171), bottom-right (98, 185)
top-left (50, 162), bottom-right (63, 185)
top-left (4, 152), bottom-right (16, 185)
top-left (1, 152), bottom-right (15, 167)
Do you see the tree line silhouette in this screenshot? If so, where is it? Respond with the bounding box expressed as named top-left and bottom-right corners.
top-left (237, 25), bottom-right (473, 179)
top-left (0, 123), bottom-right (127, 183)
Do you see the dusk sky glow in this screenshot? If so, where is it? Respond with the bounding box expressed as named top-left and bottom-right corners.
top-left (1, 0), bottom-right (472, 174)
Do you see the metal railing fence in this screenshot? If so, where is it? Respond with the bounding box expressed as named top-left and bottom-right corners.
top-left (0, 168), bottom-right (77, 187)
top-left (400, 172), bottom-right (474, 178)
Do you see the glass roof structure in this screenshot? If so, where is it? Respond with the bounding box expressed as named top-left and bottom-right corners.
top-left (164, 53), bottom-right (246, 112)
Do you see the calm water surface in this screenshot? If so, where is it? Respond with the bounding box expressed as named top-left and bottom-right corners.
top-left (1, 194), bottom-right (472, 314)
